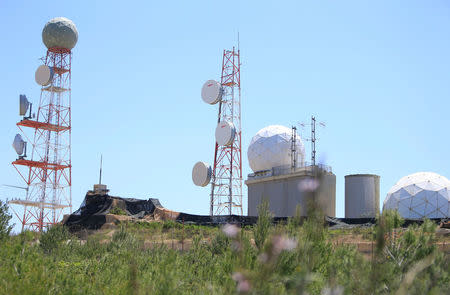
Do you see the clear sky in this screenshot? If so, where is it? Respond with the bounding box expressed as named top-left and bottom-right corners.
top-left (1, 0), bottom-right (449, 232)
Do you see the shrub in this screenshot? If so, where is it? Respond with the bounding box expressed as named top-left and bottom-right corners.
top-left (39, 224), bottom-right (71, 253)
top-left (110, 207), bottom-right (127, 215)
top-left (253, 199), bottom-right (272, 252)
top-left (0, 200), bottom-right (13, 240)
top-left (210, 230), bottom-right (230, 255)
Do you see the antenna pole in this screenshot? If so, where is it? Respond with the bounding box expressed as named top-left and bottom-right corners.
top-left (99, 155), bottom-right (103, 185)
top-left (311, 116), bottom-right (316, 167)
top-left (291, 126), bottom-right (297, 169)
top-left (28, 103), bottom-right (33, 120)
top-left (238, 32), bottom-right (240, 53)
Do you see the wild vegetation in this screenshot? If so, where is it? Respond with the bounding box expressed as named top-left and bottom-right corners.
top-left (0, 200), bottom-right (448, 295)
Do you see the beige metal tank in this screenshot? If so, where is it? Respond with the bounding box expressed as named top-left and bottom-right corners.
top-left (345, 174), bottom-right (380, 218)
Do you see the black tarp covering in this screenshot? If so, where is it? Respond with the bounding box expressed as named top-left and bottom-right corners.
top-left (64, 193), bottom-right (160, 230)
top-left (64, 193), bottom-right (444, 231)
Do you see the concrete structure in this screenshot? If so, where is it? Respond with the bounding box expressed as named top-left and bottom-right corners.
top-left (92, 184), bottom-right (109, 195)
top-left (345, 174), bottom-right (380, 218)
top-left (246, 165), bottom-right (336, 217)
top-left (383, 172), bottom-right (450, 219)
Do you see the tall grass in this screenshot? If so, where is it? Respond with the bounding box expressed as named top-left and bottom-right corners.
top-left (0, 207), bottom-right (448, 294)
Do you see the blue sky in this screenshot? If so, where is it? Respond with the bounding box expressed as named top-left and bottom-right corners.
top-left (1, 0), bottom-right (449, 231)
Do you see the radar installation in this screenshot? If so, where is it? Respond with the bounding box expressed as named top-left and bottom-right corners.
top-left (9, 18), bottom-right (76, 231)
top-left (193, 45), bottom-right (243, 216)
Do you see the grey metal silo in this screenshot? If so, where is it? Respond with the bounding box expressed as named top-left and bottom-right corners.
top-left (345, 174), bottom-right (380, 218)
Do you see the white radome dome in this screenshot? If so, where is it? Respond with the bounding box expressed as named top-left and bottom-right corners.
top-left (383, 172), bottom-right (450, 219)
top-left (247, 125), bottom-right (305, 172)
top-left (42, 17), bottom-right (78, 50)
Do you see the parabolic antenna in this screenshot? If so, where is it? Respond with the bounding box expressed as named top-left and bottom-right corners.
top-left (201, 80), bottom-right (222, 105)
top-left (19, 95), bottom-right (30, 116)
top-left (192, 161), bottom-right (212, 187)
top-left (35, 65), bottom-right (54, 86)
top-left (12, 134), bottom-right (26, 156)
top-left (215, 121), bottom-right (236, 146)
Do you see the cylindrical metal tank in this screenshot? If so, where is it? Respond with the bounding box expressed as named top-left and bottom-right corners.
top-left (345, 174), bottom-right (380, 218)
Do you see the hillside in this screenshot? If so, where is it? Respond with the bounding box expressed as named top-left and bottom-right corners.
top-left (1, 208), bottom-right (449, 295)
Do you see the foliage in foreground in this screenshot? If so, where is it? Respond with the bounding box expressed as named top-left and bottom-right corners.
top-left (0, 207), bottom-right (448, 294)
top-left (0, 200), bottom-right (13, 240)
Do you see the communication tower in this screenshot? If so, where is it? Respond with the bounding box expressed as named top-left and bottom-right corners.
top-left (210, 47), bottom-right (242, 216)
top-left (9, 17), bottom-right (78, 231)
top-left (193, 46), bottom-right (242, 216)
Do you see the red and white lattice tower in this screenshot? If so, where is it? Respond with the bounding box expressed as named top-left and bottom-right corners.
top-left (9, 17), bottom-right (77, 231)
top-left (210, 47), bottom-right (243, 216)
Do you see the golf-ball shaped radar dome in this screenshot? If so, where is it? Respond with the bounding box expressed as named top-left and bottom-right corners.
top-left (42, 17), bottom-right (78, 50)
top-left (247, 125), bottom-right (305, 172)
top-left (383, 172), bottom-right (450, 219)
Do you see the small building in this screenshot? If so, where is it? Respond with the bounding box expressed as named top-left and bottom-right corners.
top-left (246, 165), bottom-right (336, 217)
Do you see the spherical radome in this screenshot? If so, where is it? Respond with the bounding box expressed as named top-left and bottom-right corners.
top-left (42, 17), bottom-right (78, 50)
top-left (383, 172), bottom-right (450, 219)
top-left (247, 125), bottom-right (305, 172)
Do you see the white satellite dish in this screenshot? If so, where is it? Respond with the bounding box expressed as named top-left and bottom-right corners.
top-left (215, 121), bottom-right (236, 146)
top-left (35, 65), bottom-right (54, 86)
top-left (19, 95), bottom-right (31, 117)
top-left (201, 80), bottom-right (222, 105)
top-left (12, 134), bottom-right (27, 158)
top-left (192, 161), bottom-right (212, 187)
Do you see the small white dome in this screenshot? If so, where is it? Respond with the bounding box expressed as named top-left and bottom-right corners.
top-left (42, 17), bottom-right (78, 50)
top-left (247, 125), bottom-right (305, 172)
top-left (383, 172), bottom-right (450, 219)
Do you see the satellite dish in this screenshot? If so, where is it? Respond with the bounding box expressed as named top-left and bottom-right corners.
top-left (19, 95), bottom-right (31, 116)
top-left (12, 134), bottom-right (26, 157)
top-left (215, 121), bottom-right (236, 146)
top-left (201, 80), bottom-right (222, 105)
top-left (35, 65), bottom-right (54, 86)
top-left (192, 161), bottom-right (212, 187)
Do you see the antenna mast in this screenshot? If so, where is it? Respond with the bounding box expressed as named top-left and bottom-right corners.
top-left (209, 47), bottom-right (243, 216)
top-left (311, 116), bottom-right (316, 167)
top-left (291, 126), bottom-right (297, 169)
top-left (99, 155), bottom-right (103, 185)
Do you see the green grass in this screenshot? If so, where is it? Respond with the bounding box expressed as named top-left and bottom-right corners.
top-left (109, 207), bottom-right (127, 216)
top-left (0, 209), bottom-right (448, 294)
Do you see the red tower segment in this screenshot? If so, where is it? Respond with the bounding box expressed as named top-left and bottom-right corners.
top-left (210, 48), bottom-right (243, 216)
top-left (10, 47), bottom-right (72, 231)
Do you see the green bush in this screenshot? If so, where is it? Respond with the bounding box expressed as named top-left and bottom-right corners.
top-left (39, 224), bottom-right (71, 253)
top-left (110, 207), bottom-right (127, 215)
top-left (0, 200), bottom-right (13, 240)
top-left (253, 199), bottom-right (272, 252)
